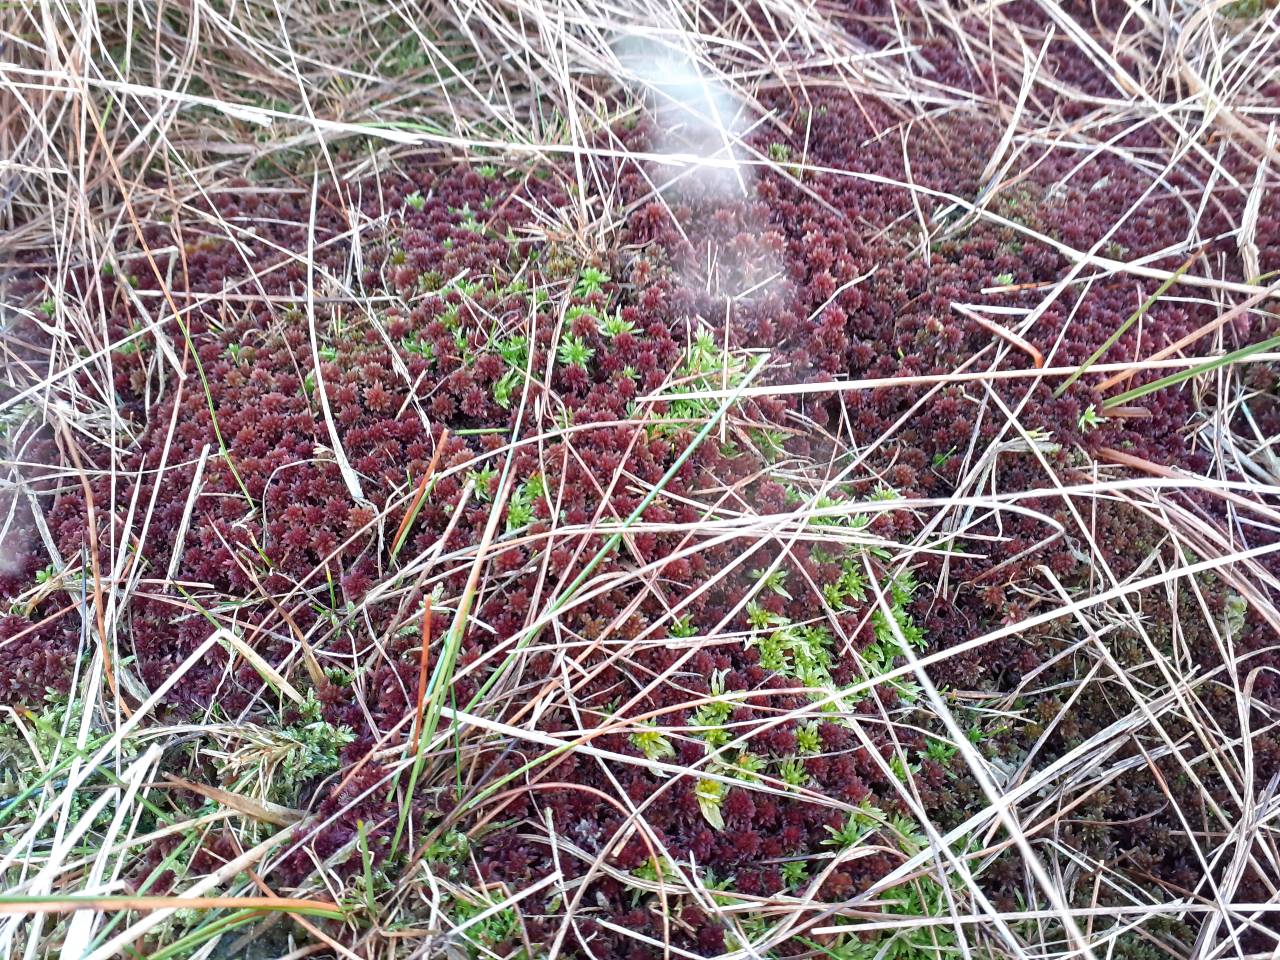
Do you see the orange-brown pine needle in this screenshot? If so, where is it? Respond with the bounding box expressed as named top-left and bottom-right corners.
top-left (412, 598), bottom-right (432, 752)
top-left (60, 429), bottom-right (125, 716)
top-left (971, 315), bottom-right (1044, 368)
top-left (392, 429), bottom-right (449, 558)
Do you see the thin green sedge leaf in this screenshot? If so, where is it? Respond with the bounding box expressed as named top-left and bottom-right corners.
top-left (1054, 253), bottom-right (1197, 398)
top-left (389, 472), bottom-right (500, 855)
top-left (144, 910), bottom-right (263, 960)
top-left (464, 354), bottom-right (767, 713)
top-left (388, 319), bottom-right (541, 854)
top-left (1102, 335), bottom-right (1280, 409)
top-left (450, 359), bottom-right (770, 816)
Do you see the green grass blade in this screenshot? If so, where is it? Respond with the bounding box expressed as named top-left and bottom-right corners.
top-left (464, 355), bottom-right (767, 712)
top-left (1053, 255), bottom-right (1196, 398)
top-left (1102, 334), bottom-right (1280, 409)
top-left (146, 909), bottom-right (262, 960)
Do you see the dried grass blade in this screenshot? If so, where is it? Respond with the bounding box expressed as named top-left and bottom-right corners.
top-left (161, 775), bottom-right (303, 827)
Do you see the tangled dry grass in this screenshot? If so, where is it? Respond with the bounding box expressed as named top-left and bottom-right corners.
top-left (3, 0), bottom-right (1280, 958)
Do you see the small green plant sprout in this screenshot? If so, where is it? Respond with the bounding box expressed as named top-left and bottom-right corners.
top-left (889, 814), bottom-right (927, 855)
top-left (447, 892), bottom-right (522, 955)
top-left (564, 303), bottom-right (598, 327)
top-left (497, 334), bottom-right (528, 367)
top-left (458, 204), bottom-right (485, 233)
top-left (38, 298), bottom-right (55, 317)
top-left (447, 275), bottom-right (485, 298)
top-left (1224, 592), bottom-right (1248, 635)
top-left (1078, 404), bottom-right (1105, 431)
top-left (768, 142), bottom-right (792, 163)
top-left (889, 754), bottom-right (920, 783)
top-left (491, 334), bottom-right (529, 408)
top-left (750, 566), bottom-right (792, 600)
top-left (401, 335), bottom-right (434, 360)
top-left (890, 569), bottom-right (918, 606)
top-left (695, 776), bottom-right (727, 830)
top-left (33, 563), bottom-right (59, 585)
top-left (781, 860), bottom-right (809, 889)
top-left (557, 332), bottom-right (594, 369)
top-left (453, 326), bottom-right (470, 359)
top-left (467, 467), bottom-right (498, 501)
top-left (319, 345), bottom-right (337, 362)
top-left (870, 571), bottom-right (925, 651)
top-left (731, 917), bottom-right (783, 952)
top-left (630, 855), bottom-right (681, 891)
top-left (477, 163), bottom-right (499, 179)
top-left (554, 406), bottom-right (576, 431)
top-left (663, 327), bottom-right (747, 422)
top-left (840, 559), bottom-right (869, 597)
top-left (793, 626), bottom-right (835, 687)
top-left (630, 720), bottom-right (676, 763)
top-left (992, 271), bottom-right (1015, 286)
top-left (732, 751), bottom-right (767, 782)
top-left (923, 736), bottom-right (957, 765)
top-left (492, 368), bottom-right (521, 409)
top-left (868, 483), bottom-right (899, 502)
top-left (505, 473), bottom-right (544, 532)
top-left (823, 559), bottom-right (869, 610)
top-left (691, 670), bottom-right (733, 747)
top-left (796, 722), bottom-right (822, 755)
top-left (820, 582), bottom-right (845, 610)
top-left (779, 757), bottom-right (809, 789)
top-left (670, 615), bottom-right (698, 639)
top-left (806, 492), bottom-right (866, 529)
top-left (324, 665), bottom-right (353, 687)
top-left (226, 342), bottom-right (243, 362)
top-left (116, 324), bottom-right (150, 356)
top-left (574, 265), bottom-right (610, 297)
top-left (749, 427), bottom-right (790, 462)
top-left (824, 800), bottom-right (883, 849)
top-left (601, 312), bottom-right (638, 338)
top-left (702, 869), bottom-right (741, 908)
top-left (404, 191), bottom-right (426, 211)
top-left (745, 600), bottom-right (786, 630)
top-left (750, 624), bottom-right (795, 673)
top-left (932, 445), bottom-right (958, 469)
top-left (421, 830), bottom-right (470, 880)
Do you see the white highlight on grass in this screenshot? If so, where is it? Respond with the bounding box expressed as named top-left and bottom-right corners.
top-left (614, 35), bottom-right (752, 199)
top-left (613, 34), bottom-right (785, 303)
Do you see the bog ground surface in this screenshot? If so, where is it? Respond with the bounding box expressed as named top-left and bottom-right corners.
top-left (2, 1), bottom-right (1280, 958)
